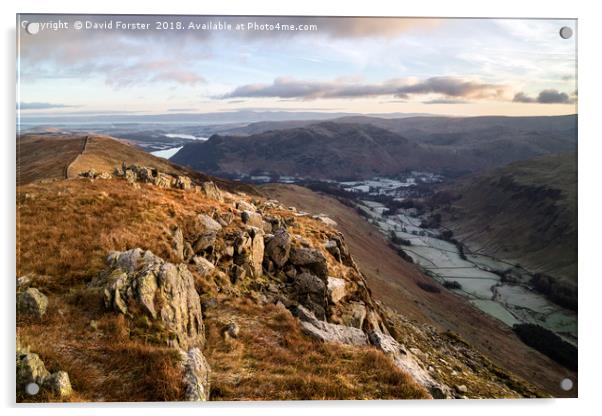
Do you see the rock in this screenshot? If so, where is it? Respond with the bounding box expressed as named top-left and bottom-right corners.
top-left (341, 302), bottom-right (367, 329)
top-left (236, 200), bottom-right (256, 212)
top-left (455, 384), bottom-right (468, 394)
top-left (191, 256), bottom-right (215, 277)
top-left (43, 371), bottom-right (73, 399)
top-left (180, 348), bottom-right (211, 401)
top-left (103, 249), bottom-right (205, 349)
top-left (368, 331), bottom-right (451, 399)
top-left (191, 214), bottom-right (222, 253)
top-left (241, 210), bottom-right (263, 228)
top-left (223, 322), bottom-right (240, 339)
top-left (327, 276), bottom-right (346, 303)
top-left (265, 229), bottom-right (291, 268)
top-left (233, 230), bottom-right (264, 277)
top-left (200, 181), bottom-right (223, 202)
top-left (325, 240), bottom-right (342, 262)
top-left (292, 272), bottom-right (328, 320)
top-left (16, 352), bottom-right (50, 389)
top-left (331, 234), bottom-right (353, 266)
top-left (313, 215), bottom-right (337, 227)
top-left (289, 247), bottom-right (328, 279)
top-left (17, 288), bottom-right (48, 319)
top-left (153, 172), bottom-right (174, 188)
top-left (171, 226), bottom-right (185, 261)
top-left (175, 176), bottom-right (192, 190)
top-left (201, 297), bottom-right (217, 310)
top-left (17, 273), bottom-right (33, 289)
top-left (296, 305), bottom-right (368, 346)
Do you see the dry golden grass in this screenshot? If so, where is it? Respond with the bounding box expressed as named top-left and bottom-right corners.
top-left (204, 298), bottom-right (429, 401)
top-left (16, 177), bottom-right (232, 289)
top-left (17, 285), bottom-right (184, 402)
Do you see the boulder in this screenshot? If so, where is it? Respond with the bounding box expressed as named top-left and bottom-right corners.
top-left (289, 247), bottom-right (328, 279)
top-left (296, 305), bottom-right (368, 346)
top-left (175, 176), bottom-right (192, 190)
top-left (16, 352), bottom-right (49, 389)
top-left (368, 331), bottom-right (451, 399)
top-left (233, 230), bottom-right (264, 277)
top-left (200, 181), bottom-right (223, 202)
top-left (327, 277), bottom-right (347, 304)
top-left (229, 264), bottom-right (246, 284)
top-left (103, 249), bottom-right (205, 349)
top-left (17, 288), bottom-right (48, 319)
top-left (180, 347), bottom-right (211, 401)
top-left (265, 229), bottom-right (291, 268)
top-left (241, 210), bottom-right (263, 228)
top-left (191, 214), bottom-right (222, 253)
top-left (292, 272), bottom-right (328, 320)
top-left (222, 322), bottom-right (240, 339)
top-left (235, 200), bottom-right (256, 212)
top-left (43, 371), bottom-right (73, 399)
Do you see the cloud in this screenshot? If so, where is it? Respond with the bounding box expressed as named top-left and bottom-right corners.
top-left (422, 98), bottom-right (470, 104)
top-left (18, 102), bottom-right (77, 110)
top-left (221, 76), bottom-right (510, 101)
top-left (513, 89), bottom-right (575, 104)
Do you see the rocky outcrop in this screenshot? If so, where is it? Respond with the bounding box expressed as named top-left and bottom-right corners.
top-left (115, 164), bottom-right (195, 190)
top-left (179, 347), bottom-right (211, 401)
top-left (17, 288), bottom-right (48, 320)
top-left (79, 169), bottom-right (112, 180)
top-left (295, 305), bottom-right (368, 346)
top-left (368, 331), bottom-right (451, 399)
top-left (102, 248), bottom-right (205, 349)
top-left (233, 229), bottom-right (264, 278)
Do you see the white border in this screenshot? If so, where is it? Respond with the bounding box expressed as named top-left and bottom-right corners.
top-left (2, 1), bottom-right (600, 415)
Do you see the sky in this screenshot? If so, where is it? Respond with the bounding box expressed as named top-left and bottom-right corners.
top-left (17, 15), bottom-right (577, 118)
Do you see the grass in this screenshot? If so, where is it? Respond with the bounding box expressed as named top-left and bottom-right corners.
top-left (204, 298), bottom-right (429, 400)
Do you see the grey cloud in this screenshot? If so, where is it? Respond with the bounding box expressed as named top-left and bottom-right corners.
top-left (221, 76), bottom-right (509, 101)
top-left (513, 89), bottom-right (575, 104)
top-left (18, 102), bottom-right (77, 110)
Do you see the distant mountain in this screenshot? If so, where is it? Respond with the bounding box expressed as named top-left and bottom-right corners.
top-left (432, 152), bottom-right (577, 308)
top-left (171, 122), bottom-right (475, 180)
top-left (171, 116), bottom-right (577, 179)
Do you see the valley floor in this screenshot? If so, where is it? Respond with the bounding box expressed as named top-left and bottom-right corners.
top-left (260, 184), bottom-right (577, 398)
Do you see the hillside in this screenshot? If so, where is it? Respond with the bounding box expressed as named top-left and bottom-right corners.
top-left (260, 184), bottom-right (577, 398)
top-left (171, 122), bottom-right (469, 179)
top-left (171, 116), bottom-right (576, 180)
top-left (16, 133), bottom-right (257, 195)
top-left (15, 137), bottom-right (554, 401)
top-left (431, 152), bottom-right (577, 308)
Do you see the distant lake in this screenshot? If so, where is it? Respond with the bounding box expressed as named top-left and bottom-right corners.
top-left (164, 134), bottom-right (208, 141)
top-left (151, 146), bottom-right (183, 160)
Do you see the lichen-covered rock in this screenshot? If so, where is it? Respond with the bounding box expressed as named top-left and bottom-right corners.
top-left (17, 288), bottom-right (48, 320)
top-left (43, 371), bottom-right (73, 399)
top-left (180, 348), bottom-right (211, 401)
top-left (16, 352), bottom-right (50, 389)
top-left (235, 200), bottom-right (256, 212)
top-left (265, 229), bottom-right (291, 268)
top-left (171, 226), bottom-right (185, 262)
top-left (175, 175), bottom-right (192, 190)
top-left (340, 302), bottom-right (367, 329)
top-left (368, 331), bottom-right (451, 399)
top-left (327, 276), bottom-right (347, 304)
top-left (233, 229), bottom-right (264, 277)
top-left (289, 247), bottom-right (328, 279)
top-left (296, 305), bottom-right (368, 346)
top-left (200, 181), bottom-right (223, 202)
top-left (103, 249), bottom-right (205, 349)
top-left (325, 240), bottom-right (342, 262)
